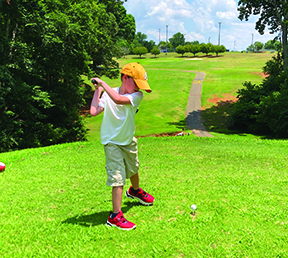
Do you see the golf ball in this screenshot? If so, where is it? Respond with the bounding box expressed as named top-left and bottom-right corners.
top-left (0, 162), bottom-right (5, 172)
top-left (191, 204), bottom-right (197, 210)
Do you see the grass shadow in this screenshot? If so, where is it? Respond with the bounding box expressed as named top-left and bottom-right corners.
top-left (166, 119), bottom-right (187, 130)
top-left (62, 201), bottom-right (142, 227)
top-left (201, 100), bottom-right (235, 134)
top-left (201, 101), bottom-right (279, 138)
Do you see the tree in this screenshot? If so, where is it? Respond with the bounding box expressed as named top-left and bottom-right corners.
top-left (158, 41), bottom-right (173, 52)
top-left (264, 39), bottom-right (281, 50)
top-left (214, 45), bottom-right (226, 56)
top-left (151, 47), bottom-right (160, 57)
top-left (254, 41), bottom-right (264, 51)
top-left (101, 0), bottom-right (136, 43)
top-left (200, 43), bottom-right (210, 55)
top-left (185, 40), bottom-right (199, 46)
top-left (143, 40), bottom-right (156, 52)
top-left (189, 44), bottom-right (201, 56)
top-left (134, 32), bottom-right (148, 46)
top-left (169, 32), bottom-right (185, 49)
top-left (133, 46), bottom-right (148, 57)
top-left (0, 0), bottom-right (135, 151)
top-left (176, 45), bottom-right (186, 57)
top-left (238, 0), bottom-right (288, 70)
top-left (247, 44), bottom-right (255, 52)
top-left (117, 39), bottom-right (131, 57)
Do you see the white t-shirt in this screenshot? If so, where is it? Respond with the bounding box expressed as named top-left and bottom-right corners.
top-left (99, 87), bottom-right (143, 145)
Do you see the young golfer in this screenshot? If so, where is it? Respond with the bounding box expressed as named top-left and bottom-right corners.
top-left (90, 62), bottom-right (154, 230)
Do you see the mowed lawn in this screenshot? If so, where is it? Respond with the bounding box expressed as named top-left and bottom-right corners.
top-left (85, 51), bottom-right (275, 141)
top-left (0, 136), bottom-right (287, 257)
top-left (1, 51), bottom-right (287, 257)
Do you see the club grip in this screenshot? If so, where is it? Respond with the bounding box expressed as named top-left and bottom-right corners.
top-left (91, 79), bottom-right (98, 85)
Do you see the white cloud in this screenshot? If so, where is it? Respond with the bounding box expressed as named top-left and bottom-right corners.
top-left (185, 31), bottom-right (205, 42)
top-left (216, 11), bottom-right (236, 20)
top-left (123, 0), bottom-right (276, 50)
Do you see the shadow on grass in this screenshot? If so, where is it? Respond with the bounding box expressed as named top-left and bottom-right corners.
top-left (62, 201), bottom-right (142, 227)
top-left (201, 100), bottom-right (235, 134)
top-left (166, 119), bottom-right (187, 130)
top-left (201, 101), bottom-right (278, 138)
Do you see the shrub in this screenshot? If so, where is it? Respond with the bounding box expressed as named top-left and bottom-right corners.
top-left (231, 52), bottom-right (288, 137)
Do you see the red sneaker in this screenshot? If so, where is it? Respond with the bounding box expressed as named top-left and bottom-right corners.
top-left (125, 186), bottom-right (154, 206)
top-left (106, 211), bottom-right (136, 231)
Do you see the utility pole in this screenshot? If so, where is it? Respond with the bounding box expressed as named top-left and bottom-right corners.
top-left (166, 25), bottom-right (168, 54)
top-left (159, 28), bottom-right (161, 44)
top-left (218, 22), bottom-right (222, 46)
top-left (208, 37), bottom-right (211, 43)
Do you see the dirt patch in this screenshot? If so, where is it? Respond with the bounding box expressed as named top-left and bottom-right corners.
top-left (202, 93), bottom-right (238, 110)
top-left (137, 132), bottom-right (185, 138)
top-left (251, 72), bottom-right (269, 78)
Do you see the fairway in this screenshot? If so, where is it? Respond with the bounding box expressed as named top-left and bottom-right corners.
top-left (1, 51), bottom-right (287, 257)
top-left (85, 52), bottom-right (275, 140)
top-left (0, 136), bottom-right (287, 257)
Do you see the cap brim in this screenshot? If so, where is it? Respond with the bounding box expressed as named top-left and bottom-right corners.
top-left (134, 79), bottom-right (152, 93)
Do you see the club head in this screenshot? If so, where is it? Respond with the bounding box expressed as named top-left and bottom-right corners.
top-left (91, 79), bottom-right (98, 85)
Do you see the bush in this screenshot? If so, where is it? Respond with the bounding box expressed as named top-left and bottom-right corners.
top-left (231, 52), bottom-right (288, 137)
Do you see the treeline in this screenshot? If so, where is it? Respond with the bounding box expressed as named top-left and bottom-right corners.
top-left (118, 31), bottom-right (227, 58)
top-left (0, 0), bottom-right (135, 152)
top-left (247, 39), bottom-right (281, 52)
top-left (176, 43), bottom-right (226, 57)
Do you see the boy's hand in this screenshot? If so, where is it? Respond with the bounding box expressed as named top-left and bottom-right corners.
top-left (91, 78), bottom-right (102, 88)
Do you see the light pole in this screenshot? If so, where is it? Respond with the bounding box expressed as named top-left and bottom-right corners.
top-left (166, 25), bottom-right (168, 54)
top-left (218, 22), bottom-right (222, 46)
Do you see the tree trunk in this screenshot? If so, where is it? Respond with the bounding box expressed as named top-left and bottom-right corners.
top-left (283, 18), bottom-right (288, 71)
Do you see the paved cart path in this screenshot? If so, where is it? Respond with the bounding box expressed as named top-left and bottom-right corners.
top-left (149, 69), bottom-right (213, 137)
top-left (185, 72), bottom-right (213, 137)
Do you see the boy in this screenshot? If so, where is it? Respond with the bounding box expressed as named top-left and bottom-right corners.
top-left (90, 62), bottom-right (154, 231)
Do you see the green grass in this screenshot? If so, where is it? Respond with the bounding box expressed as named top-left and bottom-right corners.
top-left (85, 52), bottom-right (275, 140)
top-left (0, 136), bottom-right (288, 257)
top-left (1, 51), bottom-right (287, 257)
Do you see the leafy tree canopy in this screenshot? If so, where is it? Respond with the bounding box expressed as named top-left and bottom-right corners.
top-left (264, 39), bottom-right (281, 50)
top-left (151, 47), bottom-right (160, 57)
top-left (169, 32), bottom-right (185, 49)
top-left (176, 45), bottom-right (186, 56)
top-left (254, 41), bottom-right (264, 51)
top-left (238, 0), bottom-right (288, 69)
top-left (133, 46), bottom-right (148, 57)
top-left (0, 0), bottom-right (135, 151)
top-left (134, 32), bottom-right (148, 45)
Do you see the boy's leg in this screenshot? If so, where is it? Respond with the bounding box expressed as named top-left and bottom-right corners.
top-left (126, 172), bottom-right (154, 206)
top-left (112, 186), bottom-right (123, 213)
top-left (108, 185), bottom-right (136, 230)
top-left (130, 172), bottom-right (139, 190)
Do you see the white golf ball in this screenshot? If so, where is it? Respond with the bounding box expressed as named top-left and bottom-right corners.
top-left (191, 204), bottom-right (197, 210)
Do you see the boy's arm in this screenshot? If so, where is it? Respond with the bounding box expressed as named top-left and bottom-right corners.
top-left (90, 86), bottom-right (104, 116)
top-left (92, 78), bottom-right (131, 105)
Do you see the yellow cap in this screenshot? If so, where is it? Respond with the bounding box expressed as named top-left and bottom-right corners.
top-left (121, 63), bottom-right (151, 93)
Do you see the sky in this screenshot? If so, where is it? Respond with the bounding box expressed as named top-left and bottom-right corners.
top-left (123, 0), bottom-right (277, 51)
